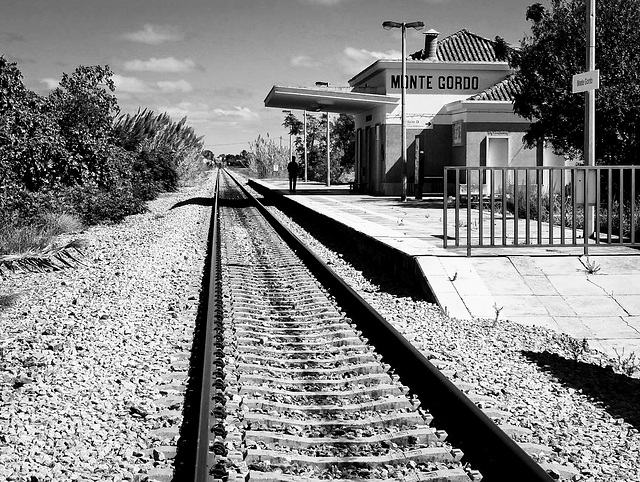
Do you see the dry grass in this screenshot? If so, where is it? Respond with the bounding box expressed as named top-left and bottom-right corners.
top-left (0, 213), bottom-right (83, 256)
top-left (0, 213), bottom-right (85, 274)
top-left (0, 293), bottom-right (20, 310)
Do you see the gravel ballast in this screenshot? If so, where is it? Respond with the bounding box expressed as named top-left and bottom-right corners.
top-left (2, 169), bottom-right (639, 482)
top-left (0, 174), bottom-right (216, 481)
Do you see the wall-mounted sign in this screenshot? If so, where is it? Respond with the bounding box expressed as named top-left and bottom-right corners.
top-left (390, 74), bottom-right (480, 92)
top-left (452, 121), bottom-right (463, 146)
top-left (386, 113), bottom-right (434, 129)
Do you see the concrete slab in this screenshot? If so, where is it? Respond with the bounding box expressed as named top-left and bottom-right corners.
top-left (580, 317), bottom-right (640, 339)
top-left (584, 274), bottom-right (640, 296)
top-left (615, 296), bottom-right (640, 316)
top-left (562, 296), bottom-right (628, 317)
top-left (461, 295), bottom-right (499, 319)
top-left (492, 295), bottom-right (549, 317)
top-left (546, 275), bottom-right (608, 297)
top-left (538, 296), bottom-right (576, 317)
top-left (554, 317), bottom-right (594, 339)
top-left (532, 257), bottom-right (587, 276)
top-left (523, 276), bottom-right (560, 296)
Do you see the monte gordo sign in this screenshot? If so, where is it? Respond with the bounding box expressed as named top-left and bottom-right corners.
top-left (572, 70), bottom-right (600, 93)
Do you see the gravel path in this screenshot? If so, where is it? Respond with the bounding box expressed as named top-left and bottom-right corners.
top-left (237, 173), bottom-right (640, 482)
top-left (0, 173), bottom-right (215, 482)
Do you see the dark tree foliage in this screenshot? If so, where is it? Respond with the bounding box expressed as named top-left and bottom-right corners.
top-left (47, 65), bottom-right (121, 186)
top-left (332, 114), bottom-right (355, 167)
top-left (511, 0), bottom-right (640, 165)
top-left (282, 111), bottom-right (355, 182)
top-left (0, 57), bottom-right (68, 191)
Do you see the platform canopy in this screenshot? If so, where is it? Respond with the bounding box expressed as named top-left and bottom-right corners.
top-left (264, 85), bottom-right (399, 114)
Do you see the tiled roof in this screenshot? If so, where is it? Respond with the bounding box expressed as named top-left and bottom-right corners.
top-left (467, 75), bottom-right (522, 101)
top-left (410, 29), bottom-right (506, 62)
top-left (437, 29), bottom-right (501, 62)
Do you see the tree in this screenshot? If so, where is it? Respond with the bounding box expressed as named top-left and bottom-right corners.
top-left (332, 114), bottom-right (355, 168)
top-left (0, 56), bottom-right (68, 192)
top-left (511, 0), bottom-right (640, 165)
top-left (47, 65), bottom-right (121, 186)
top-left (281, 111), bottom-right (355, 183)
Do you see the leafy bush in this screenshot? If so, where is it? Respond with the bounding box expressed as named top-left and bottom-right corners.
top-left (1, 57), bottom-right (206, 249)
top-left (63, 183), bottom-right (147, 225)
top-left (135, 147), bottom-right (179, 192)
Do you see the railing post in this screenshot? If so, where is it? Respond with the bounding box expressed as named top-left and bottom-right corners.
top-left (455, 169), bottom-right (461, 247)
top-left (584, 166), bottom-right (589, 256)
top-left (467, 168), bottom-right (472, 256)
top-left (443, 168), bottom-right (448, 248)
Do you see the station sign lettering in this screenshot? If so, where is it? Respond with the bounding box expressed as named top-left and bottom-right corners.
top-left (390, 74), bottom-right (479, 91)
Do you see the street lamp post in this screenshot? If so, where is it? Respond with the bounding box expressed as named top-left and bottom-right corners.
top-left (383, 20), bottom-right (424, 201)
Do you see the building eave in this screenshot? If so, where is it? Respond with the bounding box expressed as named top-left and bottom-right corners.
top-left (264, 85), bottom-right (399, 114)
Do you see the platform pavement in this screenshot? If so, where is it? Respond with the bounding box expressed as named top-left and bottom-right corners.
top-left (248, 177), bottom-right (640, 360)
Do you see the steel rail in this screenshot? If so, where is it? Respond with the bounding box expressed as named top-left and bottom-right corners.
top-left (193, 168), bottom-right (221, 481)
top-left (225, 169), bottom-right (553, 482)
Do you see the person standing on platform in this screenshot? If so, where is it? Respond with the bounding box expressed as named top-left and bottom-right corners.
top-left (287, 156), bottom-right (299, 193)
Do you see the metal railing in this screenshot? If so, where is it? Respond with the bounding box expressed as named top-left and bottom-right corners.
top-left (443, 165), bottom-right (640, 256)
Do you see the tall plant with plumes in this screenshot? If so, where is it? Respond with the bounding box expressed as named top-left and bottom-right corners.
top-left (247, 134), bottom-right (289, 178)
top-left (113, 108), bottom-right (205, 184)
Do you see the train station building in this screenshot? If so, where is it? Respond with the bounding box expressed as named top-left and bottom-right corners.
top-left (264, 28), bottom-right (565, 196)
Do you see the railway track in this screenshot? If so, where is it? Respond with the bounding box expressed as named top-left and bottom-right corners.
top-left (192, 169), bottom-right (554, 482)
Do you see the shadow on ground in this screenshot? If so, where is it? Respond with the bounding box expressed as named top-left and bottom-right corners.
top-left (522, 350), bottom-right (640, 431)
top-left (170, 197), bottom-right (215, 210)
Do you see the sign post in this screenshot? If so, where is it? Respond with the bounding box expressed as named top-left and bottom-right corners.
top-left (571, 0), bottom-right (597, 250)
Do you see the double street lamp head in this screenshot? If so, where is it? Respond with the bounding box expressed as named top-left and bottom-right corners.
top-left (382, 20), bottom-right (425, 31)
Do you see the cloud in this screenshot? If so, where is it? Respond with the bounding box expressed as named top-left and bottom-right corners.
top-left (291, 55), bottom-right (321, 68)
top-left (112, 74), bottom-right (151, 94)
top-left (340, 46), bottom-right (400, 74)
top-left (124, 57), bottom-right (197, 73)
top-left (40, 78), bottom-right (60, 90)
top-left (157, 80), bottom-right (193, 93)
top-left (213, 106), bottom-right (259, 121)
top-left (153, 103), bottom-right (260, 128)
top-left (121, 24), bottom-right (183, 45)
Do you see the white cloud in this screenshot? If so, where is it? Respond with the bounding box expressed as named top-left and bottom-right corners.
top-left (154, 103), bottom-right (259, 127)
top-left (112, 74), bottom-right (151, 94)
top-left (213, 106), bottom-right (259, 121)
top-left (121, 24), bottom-right (183, 45)
top-left (124, 57), bottom-right (197, 73)
top-left (157, 102), bottom-right (213, 123)
top-left (40, 78), bottom-right (59, 90)
top-left (340, 46), bottom-right (400, 74)
top-left (157, 80), bottom-right (193, 93)
top-left (291, 55), bottom-right (321, 68)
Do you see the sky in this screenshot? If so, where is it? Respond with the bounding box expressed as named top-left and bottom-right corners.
top-left (2, 0), bottom-right (545, 155)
